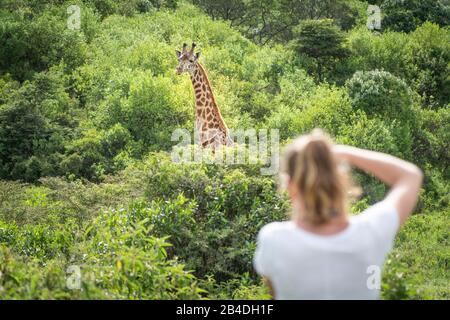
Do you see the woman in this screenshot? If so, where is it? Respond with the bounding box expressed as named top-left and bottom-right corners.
top-left (254, 129), bottom-right (423, 299)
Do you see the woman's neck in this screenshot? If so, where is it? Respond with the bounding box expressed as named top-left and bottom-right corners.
top-left (292, 213), bottom-right (350, 236)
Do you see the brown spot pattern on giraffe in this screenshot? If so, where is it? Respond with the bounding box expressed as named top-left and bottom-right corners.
top-left (187, 62), bottom-right (233, 149)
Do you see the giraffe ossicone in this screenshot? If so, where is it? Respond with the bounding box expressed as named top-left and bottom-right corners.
top-left (175, 42), bottom-right (233, 150)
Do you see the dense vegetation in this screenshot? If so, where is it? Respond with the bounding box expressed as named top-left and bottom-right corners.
top-left (0, 0), bottom-right (448, 299)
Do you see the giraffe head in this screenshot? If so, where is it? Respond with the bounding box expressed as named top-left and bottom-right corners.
top-left (175, 43), bottom-right (200, 75)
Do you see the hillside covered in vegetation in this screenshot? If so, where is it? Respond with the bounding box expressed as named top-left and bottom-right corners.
top-left (0, 0), bottom-right (448, 299)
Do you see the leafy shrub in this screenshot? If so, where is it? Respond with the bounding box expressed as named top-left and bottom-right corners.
top-left (381, 0), bottom-right (450, 33)
top-left (407, 22), bottom-right (450, 107)
top-left (346, 70), bottom-right (414, 120)
top-left (291, 19), bottom-right (350, 82)
top-left (0, 212), bottom-right (203, 299)
top-left (337, 111), bottom-right (401, 202)
top-left (136, 152), bottom-right (289, 280)
top-left (100, 124), bottom-right (132, 158)
top-left (0, 6), bottom-right (88, 81)
top-left (412, 108), bottom-right (450, 173)
top-left (85, 0), bottom-right (179, 17)
top-left (0, 70), bottom-right (78, 182)
top-left (419, 165), bottom-right (449, 212)
top-left (346, 70), bottom-right (416, 158)
top-left (0, 0), bottom-right (448, 300)
top-left (382, 211), bottom-right (450, 299)
top-left (266, 85), bottom-right (353, 140)
top-left (123, 75), bottom-right (191, 151)
top-left (347, 23), bottom-right (450, 107)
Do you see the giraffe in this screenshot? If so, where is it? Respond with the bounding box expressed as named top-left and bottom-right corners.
top-left (175, 43), bottom-right (233, 149)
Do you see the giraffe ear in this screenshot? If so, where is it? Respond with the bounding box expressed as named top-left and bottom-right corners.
top-left (195, 52), bottom-right (201, 60)
top-left (175, 50), bottom-right (182, 59)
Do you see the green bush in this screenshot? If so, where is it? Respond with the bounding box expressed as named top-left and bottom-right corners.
top-left (0, 69), bottom-right (78, 182)
top-left (382, 210), bottom-right (450, 300)
top-left (346, 70), bottom-right (414, 120)
top-left (337, 111), bottom-right (401, 202)
top-left (347, 23), bottom-right (450, 107)
top-left (0, 0), bottom-right (448, 300)
top-left (412, 108), bottom-right (450, 173)
top-left (0, 6), bottom-right (88, 81)
top-left (408, 23), bottom-right (450, 107)
top-left (0, 212), bottom-right (203, 299)
top-left (291, 19), bottom-right (350, 82)
top-left (135, 152), bottom-right (288, 280)
top-left (346, 70), bottom-right (416, 158)
top-left (381, 0), bottom-right (450, 33)
top-left (266, 84), bottom-right (353, 140)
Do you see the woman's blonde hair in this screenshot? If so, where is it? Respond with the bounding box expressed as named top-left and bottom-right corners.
top-left (280, 129), bottom-right (358, 224)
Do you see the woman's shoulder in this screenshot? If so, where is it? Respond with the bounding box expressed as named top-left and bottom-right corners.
top-left (350, 200), bottom-right (400, 242)
top-left (258, 221), bottom-right (292, 239)
top-left (351, 200), bottom-right (399, 224)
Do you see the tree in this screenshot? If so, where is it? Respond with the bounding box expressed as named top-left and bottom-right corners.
top-left (191, 0), bottom-right (362, 44)
top-left (291, 19), bottom-right (350, 82)
top-left (346, 22), bottom-right (449, 108)
top-left (191, 0), bottom-right (245, 23)
top-left (408, 22), bottom-right (450, 107)
top-left (0, 6), bottom-right (88, 81)
top-left (381, 0), bottom-right (450, 32)
top-left (346, 70), bottom-right (416, 158)
top-left (0, 71), bottom-right (76, 181)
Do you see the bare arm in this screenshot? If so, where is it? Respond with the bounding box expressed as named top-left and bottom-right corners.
top-left (333, 145), bottom-right (423, 226)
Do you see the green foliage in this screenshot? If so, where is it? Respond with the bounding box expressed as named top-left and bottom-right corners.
top-left (421, 167), bottom-right (449, 212)
top-left (293, 19), bottom-right (350, 60)
top-left (407, 23), bottom-right (450, 107)
top-left (346, 70), bottom-right (413, 119)
top-left (380, 0), bottom-right (450, 33)
top-left (346, 70), bottom-right (416, 158)
top-left (137, 153), bottom-right (288, 280)
top-left (291, 19), bottom-right (350, 81)
top-left (347, 23), bottom-right (450, 107)
top-left (337, 112), bottom-right (401, 202)
top-left (81, 0), bottom-right (179, 17)
top-left (0, 209), bottom-right (203, 299)
top-left (0, 0), bottom-right (448, 300)
top-left (412, 108), bottom-right (450, 175)
top-left (0, 69), bottom-right (78, 181)
top-left (192, 0), bottom-right (364, 43)
top-left (382, 210), bottom-right (450, 299)
top-left (267, 84), bottom-right (353, 140)
top-left (0, 4), bottom-right (89, 81)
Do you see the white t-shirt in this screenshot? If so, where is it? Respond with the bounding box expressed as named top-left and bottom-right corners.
top-left (253, 200), bottom-right (400, 300)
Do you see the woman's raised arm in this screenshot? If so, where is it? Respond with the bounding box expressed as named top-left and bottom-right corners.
top-left (333, 145), bottom-right (423, 226)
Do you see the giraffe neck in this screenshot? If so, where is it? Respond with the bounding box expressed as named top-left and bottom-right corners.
top-left (190, 63), bottom-right (228, 132)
